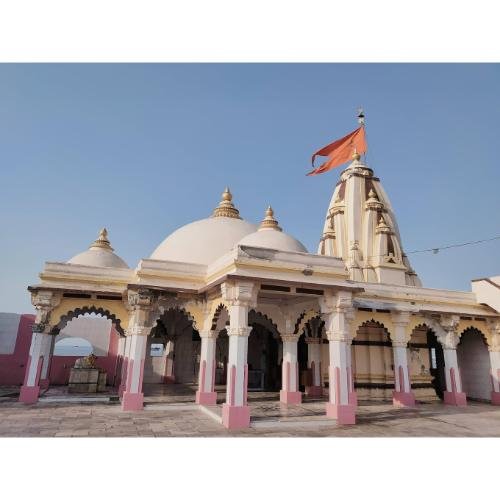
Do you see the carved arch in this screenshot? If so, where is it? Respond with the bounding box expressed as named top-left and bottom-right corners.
top-left (54, 306), bottom-right (125, 337)
top-left (249, 309), bottom-right (280, 339)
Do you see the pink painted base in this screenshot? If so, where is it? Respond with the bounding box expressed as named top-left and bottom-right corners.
top-left (326, 402), bottom-right (356, 425)
top-left (305, 385), bottom-right (323, 398)
top-left (443, 391), bottom-right (467, 407)
top-left (491, 392), bottom-right (500, 405)
top-left (280, 390), bottom-right (302, 405)
top-left (19, 385), bottom-right (40, 404)
top-left (348, 391), bottom-right (357, 406)
top-left (39, 378), bottom-right (50, 390)
top-left (393, 391), bottom-right (416, 407)
top-left (195, 391), bottom-right (217, 405)
top-left (222, 404), bottom-right (250, 429)
top-left (121, 392), bottom-right (144, 411)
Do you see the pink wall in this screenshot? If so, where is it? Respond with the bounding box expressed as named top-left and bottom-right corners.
top-left (0, 314), bottom-right (35, 386)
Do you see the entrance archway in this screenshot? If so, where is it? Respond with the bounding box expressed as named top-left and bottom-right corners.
top-left (426, 329), bottom-right (446, 400)
top-left (457, 328), bottom-right (491, 402)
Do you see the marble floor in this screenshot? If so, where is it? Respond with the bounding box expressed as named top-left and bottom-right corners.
top-left (2, 383), bottom-right (500, 437)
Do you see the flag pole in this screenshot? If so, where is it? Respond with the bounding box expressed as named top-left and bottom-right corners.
top-left (357, 107), bottom-right (366, 163)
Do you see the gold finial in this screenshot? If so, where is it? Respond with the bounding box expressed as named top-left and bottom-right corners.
top-left (352, 148), bottom-right (361, 161)
top-left (212, 187), bottom-right (241, 219)
top-left (368, 188), bottom-right (377, 199)
top-left (259, 205), bottom-right (282, 231)
top-left (90, 227), bottom-right (113, 251)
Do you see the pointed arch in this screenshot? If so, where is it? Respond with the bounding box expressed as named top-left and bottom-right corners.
top-left (54, 305), bottom-right (125, 336)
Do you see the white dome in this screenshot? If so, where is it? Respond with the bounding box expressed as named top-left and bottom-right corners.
top-left (68, 247), bottom-right (129, 268)
top-left (67, 228), bottom-right (129, 269)
top-left (150, 217), bottom-right (258, 265)
top-left (238, 229), bottom-right (308, 253)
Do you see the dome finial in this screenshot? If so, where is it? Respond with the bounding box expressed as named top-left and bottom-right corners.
top-left (212, 187), bottom-right (241, 219)
top-left (259, 205), bottom-right (282, 231)
top-left (352, 148), bottom-right (361, 161)
top-left (90, 227), bottom-right (114, 251)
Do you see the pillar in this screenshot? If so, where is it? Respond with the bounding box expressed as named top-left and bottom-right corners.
top-left (305, 338), bottom-right (323, 397)
top-left (118, 335), bottom-right (130, 397)
top-left (280, 336), bottom-right (302, 404)
top-left (164, 340), bottom-right (175, 383)
top-left (221, 281), bottom-right (256, 429)
top-left (346, 339), bottom-right (357, 405)
top-left (196, 332), bottom-right (217, 405)
top-left (442, 347), bottom-right (467, 406)
top-left (39, 334), bottom-right (55, 390)
top-left (19, 326), bottom-right (52, 403)
top-left (391, 312), bottom-right (416, 407)
top-left (121, 332), bottom-right (148, 411)
top-left (489, 349), bottom-right (500, 405)
top-left (322, 290), bottom-right (356, 425)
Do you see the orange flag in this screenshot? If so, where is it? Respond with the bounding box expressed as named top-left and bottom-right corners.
top-left (307, 126), bottom-right (367, 176)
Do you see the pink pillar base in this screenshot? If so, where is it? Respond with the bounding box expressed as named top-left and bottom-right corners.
top-left (164, 375), bottom-right (175, 384)
top-left (121, 392), bottom-right (144, 411)
top-left (195, 391), bottom-right (217, 405)
top-left (280, 390), bottom-right (302, 405)
top-left (118, 384), bottom-right (125, 398)
top-left (19, 385), bottom-right (40, 404)
top-left (326, 402), bottom-right (356, 425)
top-left (348, 391), bottom-right (357, 406)
top-left (491, 392), bottom-right (500, 405)
top-left (305, 385), bottom-right (323, 398)
top-left (393, 391), bottom-right (416, 407)
top-left (443, 391), bottom-right (467, 407)
top-left (39, 378), bottom-right (50, 390)
top-left (222, 404), bottom-right (250, 429)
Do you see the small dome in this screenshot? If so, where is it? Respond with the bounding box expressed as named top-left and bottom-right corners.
top-left (67, 228), bottom-right (129, 269)
top-left (150, 188), bottom-right (257, 265)
top-left (238, 206), bottom-right (308, 253)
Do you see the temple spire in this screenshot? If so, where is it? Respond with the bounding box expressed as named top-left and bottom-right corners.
top-left (90, 228), bottom-right (114, 251)
top-left (259, 206), bottom-right (282, 231)
top-left (212, 187), bottom-right (241, 219)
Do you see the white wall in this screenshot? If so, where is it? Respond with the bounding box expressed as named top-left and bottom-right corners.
top-left (472, 276), bottom-right (500, 313)
top-left (457, 330), bottom-right (491, 401)
top-left (0, 313), bottom-right (21, 355)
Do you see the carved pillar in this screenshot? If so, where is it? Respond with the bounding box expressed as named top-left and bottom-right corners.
top-left (321, 290), bottom-right (356, 424)
top-left (39, 334), bottom-right (55, 390)
top-left (305, 338), bottom-right (323, 397)
top-left (221, 281), bottom-right (256, 429)
top-left (118, 335), bottom-right (130, 397)
top-left (121, 289), bottom-right (155, 411)
top-left (391, 311), bottom-right (416, 407)
top-left (487, 320), bottom-right (500, 405)
top-left (437, 315), bottom-right (467, 407)
top-left (196, 331), bottom-right (217, 405)
top-left (19, 290), bottom-right (60, 404)
top-left (280, 335), bottom-right (302, 404)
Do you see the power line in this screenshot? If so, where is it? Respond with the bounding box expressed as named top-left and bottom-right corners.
top-left (405, 235), bottom-right (500, 256)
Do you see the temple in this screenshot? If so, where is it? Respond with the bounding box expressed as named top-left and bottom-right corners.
top-left (14, 154), bottom-right (500, 429)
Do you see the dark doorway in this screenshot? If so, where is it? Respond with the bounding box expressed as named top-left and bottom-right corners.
top-left (297, 334), bottom-right (308, 392)
top-left (427, 330), bottom-right (446, 399)
top-left (248, 324), bottom-right (280, 391)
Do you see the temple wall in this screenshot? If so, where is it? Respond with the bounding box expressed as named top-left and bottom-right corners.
top-left (0, 313), bottom-right (35, 385)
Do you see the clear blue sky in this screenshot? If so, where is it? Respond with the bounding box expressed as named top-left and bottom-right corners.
top-left (0, 64), bottom-right (498, 313)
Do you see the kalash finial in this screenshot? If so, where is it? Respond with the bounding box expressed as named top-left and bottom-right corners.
top-left (90, 227), bottom-right (114, 251)
top-left (212, 187), bottom-right (241, 219)
top-left (259, 205), bottom-right (282, 231)
top-left (352, 148), bottom-right (361, 161)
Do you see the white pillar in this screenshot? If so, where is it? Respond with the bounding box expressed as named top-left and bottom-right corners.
top-left (196, 332), bottom-right (217, 405)
top-left (19, 327), bottom-right (52, 403)
top-left (391, 311), bottom-right (416, 407)
top-left (442, 347), bottom-right (467, 406)
top-left (121, 332), bottom-right (148, 411)
top-left (305, 338), bottom-right (323, 397)
top-left (322, 290), bottom-right (356, 425)
top-left (488, 326), bottom-right (500, 405)
top-left (280, 336), bottom-right (302, 404)
top-left (164, 340), bottom-right (175, 383)
top-left (118, 335), bottom-right (130, 396)
top-left (221, 281), bottom-right (256, 429)
top-left (39, 334), bottom-right (55, 390)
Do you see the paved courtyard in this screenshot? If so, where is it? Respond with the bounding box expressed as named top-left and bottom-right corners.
top-left (1, 384), bottom-right (500, 437)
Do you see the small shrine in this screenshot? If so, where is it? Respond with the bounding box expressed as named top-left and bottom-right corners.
top-left (68, 353), bottom-right (107, 393)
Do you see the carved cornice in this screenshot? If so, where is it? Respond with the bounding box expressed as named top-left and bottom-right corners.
top-left (221, 282), bottom-right (257, 308)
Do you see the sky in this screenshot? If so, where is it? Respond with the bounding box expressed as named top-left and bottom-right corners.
top-left (0, 63), bottom-right (499, 314)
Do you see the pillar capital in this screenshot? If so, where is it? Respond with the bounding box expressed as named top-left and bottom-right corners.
top-left (227, 326), bottom-right (252, 337)
top-left (319, 289), bottom-right (353, 315)
top-left (392, 340), bottom-right (408, 348)
top-left (488, 331), bottom-right (500, 352)
top-left (390, 310), bottom-right (411, 327)
top-left (199, 329), bottom-right (218, 339)
top-left (305, 337), bottom-right (322, 345)
top-left (126, 325), bottom-right (152, 337)
top-left (221, 281), bottom-right (257, 308)
top-left (30, 289), bottom-right (62, 329)
top-left (281, 334), bottom-right (299, 343)
top-left (325, 330), bottom-right (352, 343)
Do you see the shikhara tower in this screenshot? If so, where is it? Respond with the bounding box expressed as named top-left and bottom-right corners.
top-left (318, 152), bottom-right (421, 286)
